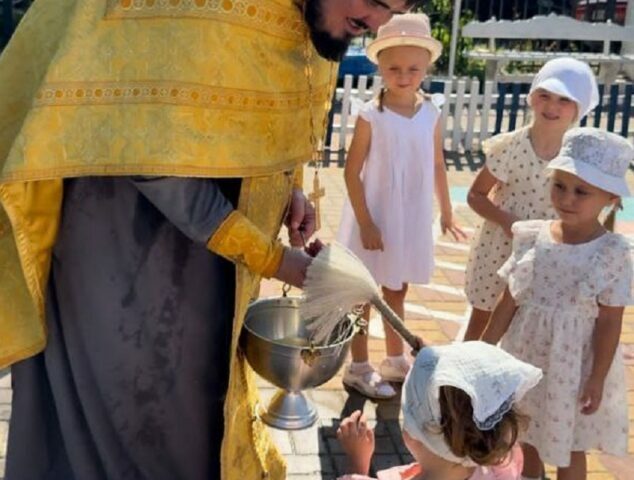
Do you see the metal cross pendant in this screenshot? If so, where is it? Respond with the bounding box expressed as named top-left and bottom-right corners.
top-left (308, 170), bottom-right (325, 232)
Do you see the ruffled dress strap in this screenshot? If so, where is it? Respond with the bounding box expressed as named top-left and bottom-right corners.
top-left (357, 97), bottom-right (380, 124)
top-left (580, 233), bottom-right (634, 305)
top-left (482, 127), bottom-right (529, 183)
top-left (497, 220), bottom-right (545, 302)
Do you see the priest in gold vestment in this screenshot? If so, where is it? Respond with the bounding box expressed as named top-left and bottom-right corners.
top-left (0, 0), bottom-right (416, 478)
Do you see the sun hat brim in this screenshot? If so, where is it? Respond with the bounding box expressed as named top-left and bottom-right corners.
top-left (547, 155), bottom-right (630, 197)
top-left (531, 77), bottom-right (579, 102)
top-left (366, 35), bottom-right (443, 64)
top-left (528, 78), bottom-right (581, 109)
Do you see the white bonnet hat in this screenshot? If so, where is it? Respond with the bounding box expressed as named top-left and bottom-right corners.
top-left (528, 57), bottom-right (599, 119)
top-left (366, 13), bottom-right (443, 64)
top-left (401, 342), bottom-right (542, 466)
top-left (547, 127), bottom-right (633, 197)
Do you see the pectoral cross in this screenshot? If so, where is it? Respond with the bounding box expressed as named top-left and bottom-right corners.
top-left (308, 170), bottom-right (325, 231)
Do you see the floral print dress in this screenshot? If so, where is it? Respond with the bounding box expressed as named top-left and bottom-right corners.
top-left (499, 220), bottom-right (631, 467)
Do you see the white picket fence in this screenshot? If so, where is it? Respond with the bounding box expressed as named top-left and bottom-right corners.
top-left (326, 74), bottom-right (634, 156)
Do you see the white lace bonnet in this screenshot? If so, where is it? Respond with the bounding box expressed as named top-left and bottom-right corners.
top-left (401, 342), bottom-right (542, 466)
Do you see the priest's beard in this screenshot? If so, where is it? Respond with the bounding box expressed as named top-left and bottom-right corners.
top-left (303, 0), bottom-right (353, 61)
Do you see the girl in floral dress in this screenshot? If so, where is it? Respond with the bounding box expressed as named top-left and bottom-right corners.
top-left (483, 128), bottom-right (633, 480)
top-left (463, 58), bottom-right (599, 340)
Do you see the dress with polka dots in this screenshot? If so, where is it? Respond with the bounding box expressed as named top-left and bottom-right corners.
top-left (464, 126), bottom-right (557, 311)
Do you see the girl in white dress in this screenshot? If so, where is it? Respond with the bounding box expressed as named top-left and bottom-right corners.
top-left (483, 128), bottom-right (633, 480)
top-left (337, 13), bottom-right (464, 399)
top-left (463, 58), bottom-right (599, 341)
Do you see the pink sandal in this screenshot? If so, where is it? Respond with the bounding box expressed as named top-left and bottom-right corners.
top-left (379, 356), bottom-right (411, 383)
top-left (342, 364), bottom-right (396, 399)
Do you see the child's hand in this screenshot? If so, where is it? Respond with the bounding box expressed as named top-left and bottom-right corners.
top-left (337, 410), bottom-right (375, 475)
top-left (580, 376), bottom-right (605, 415)
top-left (440, 212), bottom-right (467, 242)
top-left (360, 222), bottom-right (384, 251)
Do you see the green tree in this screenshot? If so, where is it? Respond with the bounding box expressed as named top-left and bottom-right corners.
top-left (416, 0), bottom-right (484, 78)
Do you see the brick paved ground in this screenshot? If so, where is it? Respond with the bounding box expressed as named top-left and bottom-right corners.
top-left (0, 157), bottom-right (633, 479)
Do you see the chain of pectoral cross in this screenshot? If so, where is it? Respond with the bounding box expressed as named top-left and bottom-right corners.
top-left (303, 33), bottom-right (336, 233)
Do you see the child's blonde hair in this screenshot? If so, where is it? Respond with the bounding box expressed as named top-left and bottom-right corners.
top-left (603, 201), bottom-right (621, 232)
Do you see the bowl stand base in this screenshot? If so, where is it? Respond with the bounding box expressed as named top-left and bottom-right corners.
top-left (260, 390), bottom-right (318, 430)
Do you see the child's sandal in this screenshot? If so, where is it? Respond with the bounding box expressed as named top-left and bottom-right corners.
top-left (379, 356), bottom-right (411, 383)
top-left (342, 364), bottom-right (396, 400)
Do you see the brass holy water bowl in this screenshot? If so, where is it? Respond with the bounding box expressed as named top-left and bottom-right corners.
top-left (241, 296), bottom-right (356, 430)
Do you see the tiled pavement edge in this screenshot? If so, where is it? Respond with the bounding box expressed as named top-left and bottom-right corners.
top-left (0, 159), bottom-right (633, 479)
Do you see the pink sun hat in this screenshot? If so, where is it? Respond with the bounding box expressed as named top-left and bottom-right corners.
top-left (366, 13), bottom-right (443, 65)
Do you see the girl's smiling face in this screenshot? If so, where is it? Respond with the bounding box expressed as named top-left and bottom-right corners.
top-left (550, 170), bottom-right (618, 227)
top-left (530, 89), bottom-right (579, 128)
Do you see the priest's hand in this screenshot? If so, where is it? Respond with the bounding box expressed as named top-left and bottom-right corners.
top-left (272, 247), bottom-right (312, 288)
top-left (285, 188), bottom-right (316, 247)
top-left (304, 238), bottom-right (324, 258)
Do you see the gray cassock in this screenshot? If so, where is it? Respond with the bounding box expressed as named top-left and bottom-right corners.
top-left (6, 176), bottom-right (241, 480)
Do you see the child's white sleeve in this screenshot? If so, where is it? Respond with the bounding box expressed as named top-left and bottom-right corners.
top-left (597, 237), bottom-right (634, 307)
top-left (482, 132), bottom-right (513, 183)
top-left (357, 99), bottom-right (376, 124)
top-left (497, 220), bottom-right (543, 301)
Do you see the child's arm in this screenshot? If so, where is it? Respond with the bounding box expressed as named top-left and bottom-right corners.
top-left (481, 287), bottom-right (518, 344)
top-left (344, 117), bottom-right (383, 250)
top-left (580, 304), bottom-right (624, 415)
top-left (433, 122), bottom-right (466, 241)
top-left (337, 410), bottom-right (375, 476)
top-left (467, 167), bottom-right (518, 238)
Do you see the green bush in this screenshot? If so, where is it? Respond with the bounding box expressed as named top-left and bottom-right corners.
top-left (416, 0), bottom-right (485, 79)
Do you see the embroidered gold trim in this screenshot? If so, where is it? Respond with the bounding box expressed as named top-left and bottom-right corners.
top-left (0, 160), bottom-right (310, 184)
top-left (105, 0), bottom-right (304, 40)
top-left (207, 210), bottom-right (284, 277)
top-left (33, 80), bottom-right (330, 112)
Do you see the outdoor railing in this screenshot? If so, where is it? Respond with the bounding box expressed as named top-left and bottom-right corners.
top-left (324, 74), bottom-right (633, 162)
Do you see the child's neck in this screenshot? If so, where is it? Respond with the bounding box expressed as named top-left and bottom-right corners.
top-left (414, 458), bottom-right (475, 480)
top-left (552, 219), bottom-right (606, 245)
top-left (383, 89), bottom-right (421, 117)
top-left (529, 121), bottom-right (568, 161)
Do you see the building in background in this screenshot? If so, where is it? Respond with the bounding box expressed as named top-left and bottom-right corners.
top-left (463, 0), bottom-right (626, 22)
top-left (575, 0), bottom-right (628, 24)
